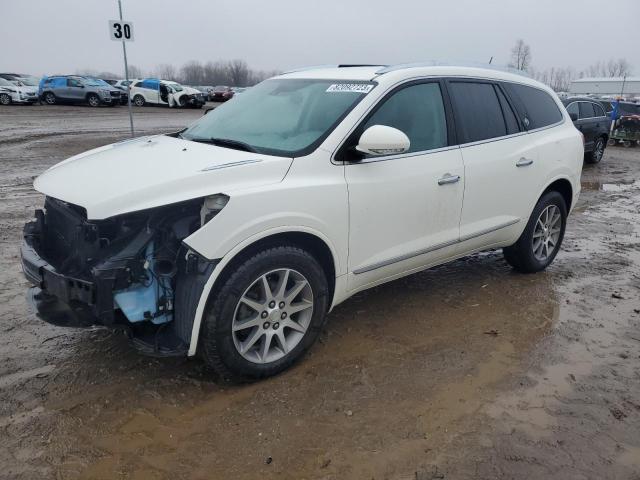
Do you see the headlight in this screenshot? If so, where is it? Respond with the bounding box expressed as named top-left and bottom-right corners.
top-left (99, 89), bottom-right (110, 97)
top-left (200, 194), bottom-right (229, 226)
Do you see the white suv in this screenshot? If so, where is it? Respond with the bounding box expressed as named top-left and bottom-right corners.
top-left (22, 64), bottom-right (583, 381)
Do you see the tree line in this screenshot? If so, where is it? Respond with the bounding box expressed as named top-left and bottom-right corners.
top-left (78, 59), bottom-right (280, 87)
top-left (508, 39), bottom-right (633, 92)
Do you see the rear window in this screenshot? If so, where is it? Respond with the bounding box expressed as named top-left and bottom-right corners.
top-left (448, 81), bottom-right (509, 143)
top-left (504, 83), bottom-right (563, 130)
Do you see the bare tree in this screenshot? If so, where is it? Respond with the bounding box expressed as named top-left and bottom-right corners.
top-left (509, 39), bottom-right (532, 71)
top-left (180, 60), bottom-right (205, 85)
top-left (203, 61), bottom-right (231, 86)
top-left (226, 59), bottom-right (250, 87)
top-left (155, 63), bottom-right (178, 81)
top-left (127, 65), bottom-right (144, 79)
top-left (583, 58), bottom-right (632, 78)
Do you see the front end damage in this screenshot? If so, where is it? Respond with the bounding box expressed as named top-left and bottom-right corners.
top-left (21, 195), bottom-right (226, 356)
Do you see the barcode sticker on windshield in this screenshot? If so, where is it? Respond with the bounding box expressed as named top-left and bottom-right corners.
top-left (326, 84), bottom-right (374, 94)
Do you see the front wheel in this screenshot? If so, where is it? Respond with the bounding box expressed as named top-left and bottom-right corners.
top-left (503, 191), bottom-right (567, 273)
top-left (586, 137), bottom-right (605, 163)
top-left (200, 246), bottom-right (329, 382)
top-left (87, 93), bottom-right (100, 107)
top-left (133, 95), bottom-right (145, 107)
top-left (0, 93), bottom-right (11, 105)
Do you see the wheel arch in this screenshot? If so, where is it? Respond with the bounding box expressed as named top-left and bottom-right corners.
top-left (187, 228), bottom-right (338, 356)
top-left (540, 177), bottom-right (573, 211)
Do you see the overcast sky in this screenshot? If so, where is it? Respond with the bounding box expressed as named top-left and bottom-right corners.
top-left (3, 0), bottom-right (638, 78)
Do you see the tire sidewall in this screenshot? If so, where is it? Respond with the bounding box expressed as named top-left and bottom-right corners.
top-left (518, 191), bottom-right (567, 270)
top-left (201, 247), bottom-right (329, 380)
top-left (589, 137), bottom-right (605, 163)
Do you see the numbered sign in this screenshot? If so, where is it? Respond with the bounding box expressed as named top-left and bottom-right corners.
top-left (109, 20), bottom-right (134, 42)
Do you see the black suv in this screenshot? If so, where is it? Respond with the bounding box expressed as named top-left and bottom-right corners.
top-left (562, 97), bottom-right (609, 163)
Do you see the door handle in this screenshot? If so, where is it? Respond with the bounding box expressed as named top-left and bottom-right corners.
top-left (438, 174), bottom-right (461, 185)
top-left (516, 157), bottom-right (534, 167)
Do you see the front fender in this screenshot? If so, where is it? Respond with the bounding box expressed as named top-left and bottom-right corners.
top-left (184, 225), bottom-right (342, 356)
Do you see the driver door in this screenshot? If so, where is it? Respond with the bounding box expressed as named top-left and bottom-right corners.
top-left (344, 80), bottom-right (464, 291)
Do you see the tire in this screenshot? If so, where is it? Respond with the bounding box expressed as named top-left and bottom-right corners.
top-left (43, 92), bottom-right (56, 105)
top-left (178, 95), bottom-right (187, 107)
top-left (87, 93), bottom-right (100, 107)
top-left (503, 191), bottom-right (567, 273)
top-left (200, 245), bottom-right (329, 382)
top-left (586, 136), bottom-right (605, 164)
top-left (133, 95), bottom-right (145, 107)
top-left (0, 93), bottom-right (11, 105)
top-left (607, 138), bottom-right (616, 147)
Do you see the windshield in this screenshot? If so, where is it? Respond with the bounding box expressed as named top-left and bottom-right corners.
top-left (86, 78), bottom-right (110, 87)
top-left (618, 103), bottom-right (640, 115)
top-left (16, 76), bottom-right (38, 86)
top-left (182, 79), bottom-right (374, 156)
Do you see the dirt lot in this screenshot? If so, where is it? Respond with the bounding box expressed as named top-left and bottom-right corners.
top-left (1, 104), bottom-right (639, 480)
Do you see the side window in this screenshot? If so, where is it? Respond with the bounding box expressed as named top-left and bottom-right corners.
top-left (448, 81), bottom-right (507, 143)
top-left (504, 83), bottom-right (563, 129)
top-left (495, 86), bottom-right (519, 134)
top-left (593, 103), bottom-right (606, 117)
top-left (133, 81), bottom-right (143, 88)
top-left (67, 78), bottom-right (81, 87)
top-left (362, 82), bottom-right (447, 153)
top-left (566, 102), bottom-right (579, 117)
top-left (579, 102), bottom-right (595, 119)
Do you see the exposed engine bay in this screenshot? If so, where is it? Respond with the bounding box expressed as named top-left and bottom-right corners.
top-left (21, 195), bottom-right (227, 355)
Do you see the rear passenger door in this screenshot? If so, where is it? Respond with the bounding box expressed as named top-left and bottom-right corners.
top-left (448, 80), bottom-right (540, 253)
top-left (65, 78), bottom-right (85, 102)
top-left (577, 101), bottom-right (597, 149)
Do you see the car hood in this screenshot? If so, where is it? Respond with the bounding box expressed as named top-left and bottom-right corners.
top-left (181, 86), bottom-right (202, 95)
top-left (34, 135), bottom-right (292, 219)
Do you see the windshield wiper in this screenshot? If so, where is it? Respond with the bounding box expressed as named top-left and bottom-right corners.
top-left (190, 137), bottom-right (257, 153)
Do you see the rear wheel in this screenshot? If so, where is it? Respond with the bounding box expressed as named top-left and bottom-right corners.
top-left (503, 191), bottom-right (567, 273)
top-left (133, 95), bottom-right (145, 107)
top-left (43, 92), bottom-right (56, 105)
top-left (200, 245), bottom-right (329, 382)
top-left (586, 136), bottom-right (605, 163)
top-left (0, 93), bottom-right (11, 105)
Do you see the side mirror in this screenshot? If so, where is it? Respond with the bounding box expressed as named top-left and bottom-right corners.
top-left (355, 125), bottom-right (410, 156)
top-left (569, 112), bottom-right (578, 121)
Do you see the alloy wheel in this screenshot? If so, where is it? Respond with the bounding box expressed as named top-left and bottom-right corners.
top-left (0, 94), bottom-right (10, 105)
top-left (232, 268), bottom-right (314, 364)
top-left (594, 139), bottom-right (604, 161)
top-left (532, 205), bottom-right (562, 261)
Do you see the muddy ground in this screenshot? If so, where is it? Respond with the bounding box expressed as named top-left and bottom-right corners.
top-left (1, 104), bottom-right (639, 480)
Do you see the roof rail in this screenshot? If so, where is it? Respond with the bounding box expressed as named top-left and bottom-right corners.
top-left (281, 65), bottom-right (338, 75)
top-left (375, 61), bottom-right (531, 77)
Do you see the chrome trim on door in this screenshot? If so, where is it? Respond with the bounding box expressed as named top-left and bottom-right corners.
top-left (353, 218), bottom-right (521, 274)
top-left (200, 159), bottom-right (262, 172)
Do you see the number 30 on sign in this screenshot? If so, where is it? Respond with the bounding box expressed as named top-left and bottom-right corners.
top-left (109, 20), bottom-right (134, 42)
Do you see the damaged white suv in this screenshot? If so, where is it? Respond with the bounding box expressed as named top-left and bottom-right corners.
top-left (22, 64), bottom-right (583, 381)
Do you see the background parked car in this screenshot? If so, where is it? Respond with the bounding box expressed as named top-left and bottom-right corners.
top-left (129, 78), bottom-right (206, 108)
top-left (0, 77), bottom-right (39, 105)
top-left (39, 75), bottom-right (124, 107)
top-left (210, 85), bottom-right (234, 101)
top-left (86, 77), bottom-right (129, 105)
top-left (562, 97), bottom-right (609, 163)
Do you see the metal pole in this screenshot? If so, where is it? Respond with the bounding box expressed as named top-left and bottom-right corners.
top-left (620, 74), bottom-right (627, 99)
top-left (118, 0), bottom-right (134, 137)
